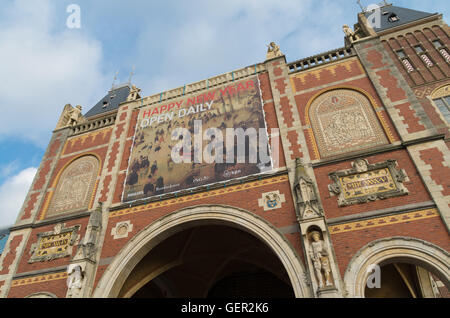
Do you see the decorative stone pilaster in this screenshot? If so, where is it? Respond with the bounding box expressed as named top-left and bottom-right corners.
top-left (294, 158), bottom-right (343, 298)
top-left (65, 204), bottom-right (103, 298)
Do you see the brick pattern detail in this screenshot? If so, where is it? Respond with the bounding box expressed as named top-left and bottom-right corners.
top-left (356, 39), bottom-right (436, 142)
top-left (63, 128), bottom-right (112, 155)
top-left (7, 274), bottom-right (68, 298)
top-left (332, 210), bottom-right (450, 278)
top-left (329, 208), bottom-right (439, 234)
top-left (0, 235), bottom-right (23, 275)
top-left (408, 140), bottom-right (450, 229)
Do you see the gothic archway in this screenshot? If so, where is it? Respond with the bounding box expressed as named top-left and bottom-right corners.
top-left (343, 237), bottom-right (450, 298)
top-left (93, 205), bottom-right (311, 298)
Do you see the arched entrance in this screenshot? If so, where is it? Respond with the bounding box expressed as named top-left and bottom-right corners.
top-left (122, 225), bottom-right (295, 298)
top-left (93, 205), bottom-right (311, 298)
top-left (344, 237), bottom-right (450, 298)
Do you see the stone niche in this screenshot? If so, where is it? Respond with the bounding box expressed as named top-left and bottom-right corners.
top-left (328, 158), bottom-right (409, 207)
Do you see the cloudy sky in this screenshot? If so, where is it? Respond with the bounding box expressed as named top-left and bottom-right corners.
top-left (0, 0), bottom-right (448, 229)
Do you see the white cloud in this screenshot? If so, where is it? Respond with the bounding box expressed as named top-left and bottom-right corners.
top-left (0, 167), bottom-right (37, 228)
top-left (0, 0), bottom-right (107, 147)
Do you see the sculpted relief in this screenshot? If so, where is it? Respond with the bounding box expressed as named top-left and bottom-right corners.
top-left (46, 156), bottom-right (99, 217)
top-left (309, 89), bottom-right (388, 158)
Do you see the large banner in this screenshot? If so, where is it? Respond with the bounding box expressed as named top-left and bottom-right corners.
top-left (122, 76), bottom-right (272, 202)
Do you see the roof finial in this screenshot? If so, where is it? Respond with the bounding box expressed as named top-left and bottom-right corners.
top-left (111, 71), bottom-right (119, 90)
top-left (357, 0), bottom-right (365, 12)
top-left (127, 65), bottom-right (135, 86)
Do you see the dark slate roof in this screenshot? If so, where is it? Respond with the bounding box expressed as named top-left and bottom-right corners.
top-left (0, 229), bottom-right (9, 255)
top-left (84, 84), bottom-right (131, 118)
top-left (364, 5), bottom-right (436, 33)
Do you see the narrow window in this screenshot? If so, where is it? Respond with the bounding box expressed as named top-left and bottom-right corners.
top-left (396, 50), bottom-right (414, 72)
top-left (414, 45), bottom-right (434, 67)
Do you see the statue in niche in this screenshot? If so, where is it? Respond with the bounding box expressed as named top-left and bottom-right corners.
top-left (67, 265), bottom-right (84, 297)
top-left (309, 230), bottom-right (333, 288)
top-left (266, 42), bottom-right (283, 60)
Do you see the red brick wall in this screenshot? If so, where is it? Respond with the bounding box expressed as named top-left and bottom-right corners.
top-left (331, 214), bottom-right (450, 277)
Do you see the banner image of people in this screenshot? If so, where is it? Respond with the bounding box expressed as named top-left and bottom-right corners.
top-left (122, 76), bottom-right (272, 202)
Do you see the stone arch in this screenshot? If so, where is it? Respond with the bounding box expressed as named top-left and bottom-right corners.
top-left (25, 292), bottom-right (58, 298)
top-left (306, 86), bottom-right (390, 159)
top-left (44, 154), bottom-right (100, 219)
top-left (429, 83), bottom-right (450, 125)
top-left (93, 205), bottom-right (311, 298)
top-left (343, 237), bottom-right (450, 298)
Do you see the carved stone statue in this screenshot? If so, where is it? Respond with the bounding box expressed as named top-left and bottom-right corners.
top-left (127, 85), bottom-right (142, 101)
top-left (67, 264), bottom-right (84, 297)
top-left (69, 105), bottom-right (83, 126)
top-left (342, 24), bottom-right (361, 43)
top-left (266, 42), bottom-right (283, 60)
top-left (309, 231), bottom-right (333, 288)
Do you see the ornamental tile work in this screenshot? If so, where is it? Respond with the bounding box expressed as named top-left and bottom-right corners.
top-left (329, 208), bottom-right (439, 234)
top-left (12, 272), bottom-right (68, 287)
top-left (309, 89), bottom-right (389, 158)
top-left (109, 175), bottom-right (289, 218)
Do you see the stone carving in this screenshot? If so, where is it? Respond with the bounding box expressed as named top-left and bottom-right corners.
top-left (29, 223), bottom-right (80, 263)
top-left (328, 158), bottom-right (409, 206)
top-left (258, 191), bottom-right (286, 211)
top-left (46, 156), bottom-right (99, 217)
top-left (67, 264), bottom-right (84, 298)
top-left (342, 24), bottom-right (361, 43)
top-left (309, 230), bottom-right (333, 288)
top-left (55, 104), bottom-right (86, 130)
top-left (266, 42), bottom-right (283, 60)
top-left (309, 89), bottom-right (388, 158)
top-left (294, 158), bottom-right (323, 219)
top-left (73, 203), bottom-right (103, 262)
top-left (127, 85), bottom-right (142, 102)
top-left (112, 220), bottom-right (134, 239)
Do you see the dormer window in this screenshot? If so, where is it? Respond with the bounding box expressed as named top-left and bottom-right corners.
top-left (388, 13), bottom-right (400, 22)
top-left (102, 101), bottom-right (109, 108)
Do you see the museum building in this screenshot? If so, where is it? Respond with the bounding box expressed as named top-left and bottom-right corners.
top-left (0, 3), bottom-right (449, 298)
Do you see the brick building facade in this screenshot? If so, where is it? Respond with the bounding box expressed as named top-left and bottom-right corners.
top-left (0, 4), bottom-right (449, 298)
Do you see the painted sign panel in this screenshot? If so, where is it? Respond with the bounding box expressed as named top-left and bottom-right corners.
top-left (123, 76), bottom-right (271, 202)
top-left (339, 168), bottom-right (397, 200)
top-left (35, 232), bottom-right (72, 258)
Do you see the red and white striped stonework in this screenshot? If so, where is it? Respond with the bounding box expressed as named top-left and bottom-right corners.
top-left (440, 48), bottom-right (450, 63)
top-left (402, 58), bottom-right (415, 72)
top-left (421, 54), bottom-right (434, 67)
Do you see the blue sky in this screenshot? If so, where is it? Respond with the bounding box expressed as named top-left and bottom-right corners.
top-left (0, 0), bottom-right (448, 229)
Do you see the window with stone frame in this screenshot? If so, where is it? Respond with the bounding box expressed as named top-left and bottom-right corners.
top-left (414, 45), bottom-right (434, 68)
top-left (431, 85), bottom-right (450, 124)
top-left (308, 88), bottom-right (389, 159)
top-left (396, 49), bottom-right (415, 72)
top-left (432, 39), bottom-right (450, 63)
top-left (45, 155), bottom-right (99, 218)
